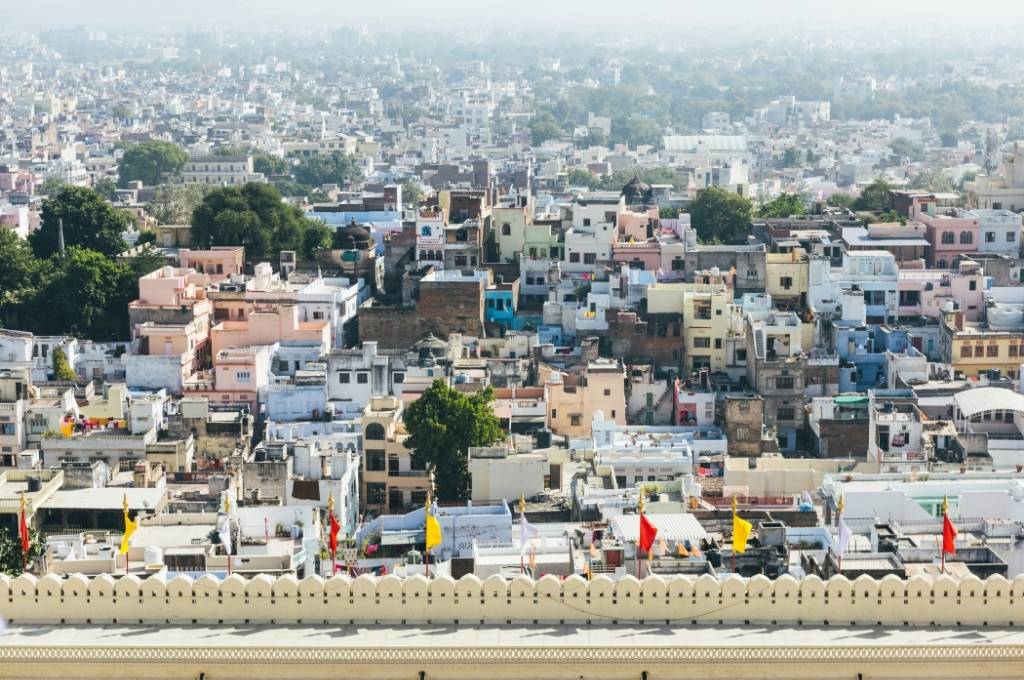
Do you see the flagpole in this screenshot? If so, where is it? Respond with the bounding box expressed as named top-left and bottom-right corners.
top-left (124, 494), bottom-right (130, 575)
top-left (637, 493), bottom-right (645, 579)
top-left (425, 488), bottom-right (432, 579)
top-left (837, 494), bottom-right (844, 575)
top-left (224, 493), bottom-right (232, 575)
top-left (519, 493), bottom-right (526, 576)
top-left (731, 495), bottom-right (737, 575)
top-left (19, 493), bottom-right (27, 575)
top-left (328, 494), bottom-right (337, 573)
top-left (940, 495), bottom-right (948, 575)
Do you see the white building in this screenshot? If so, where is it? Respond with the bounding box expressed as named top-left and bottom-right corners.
top-left (974, 209), bottom-right (1022, 256)
top-left (180, 155), bottom-right (265, 186)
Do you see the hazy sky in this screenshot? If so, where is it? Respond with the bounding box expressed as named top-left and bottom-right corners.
top-left (4, 0), bottom-right (1024, 33)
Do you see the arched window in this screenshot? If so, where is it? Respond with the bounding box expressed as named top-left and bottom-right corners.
top-left (960, 231), bottom-right (973, 244)
top-left (937, 259), bottom-right (947, 269)
top-left (365, 423), bottom-right (386, 440)
top-left (941, 231), bottom-right (955, 245)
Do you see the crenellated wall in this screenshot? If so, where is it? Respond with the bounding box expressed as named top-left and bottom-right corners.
top-left (2, 571), bottom-right (1024, 627)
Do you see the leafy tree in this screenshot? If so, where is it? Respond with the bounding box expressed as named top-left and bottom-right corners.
top-left (940, 131), bottom-right (958, 148)
top-left (0, 229), bottom-right (41, 307)
top-left (610, 118), bottom-right (662, 148)
top-left (147, 184), bottom-right (210, 224)
top-left (254, 152), bottom-right (289, 176)
top-left (401, 179), bottom-right (424, 208)
top-left (302, 219), bottom-right (332, 256)
top-left (118, 140), bottom-right (188, 187)
top-left (94, 177), bottom-right (120, 201)
top-left (191, 182), bottom-right (327, 258)
top-left (566, 168), bottom-right (600, 189)
top-left (659, 207), bottom-right (680, 219)
top-left (874, 210), bottom-right (906, 225)
top-left (757, 193), bottom-right (806, 218)
top-left (37, 177), bottom-right (66, 197)
top-left (51, 346), bottom-right (77, 381)
top-left (909, 170), bottom-right (955, 193)
top-left (0, 526), bottom-right (46, 577)
top-left (852, 179), bottom-right (893, 212)
top-left (529, 112), bottom-right (563, 146)
top-left (137, 231), bottom-right (157, 245)
top-left (780, 147), bottom-right (801, 167)
top-left (31, 185), bottom-right (130, 258)
top-left (688, 186), bottom-right (754, 244)
top-left (889, 137), bottom-right (924, 162)
top-left (404, 380), bottom-right (504, 502)
top-left (25, 247), bottom-right (137, 338)
top-left (291, 151), bottom-right (363, 189)
top-left (111, 103), bottom-right (133, 121)
top-left (826, 193), bottom-right (854, 208)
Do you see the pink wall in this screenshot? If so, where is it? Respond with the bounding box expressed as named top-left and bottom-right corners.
top-left (210, 306), bottom-right (329, 356)
top-left (179, 247), bottom-right (244, 283)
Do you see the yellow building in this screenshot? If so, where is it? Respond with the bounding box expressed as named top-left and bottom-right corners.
top-left (647, 282), bottom-right (731, 372)
top-left (541, 359), bottom-right (626, 437)
top-left (940, 310), bottom-right (1024, 379)
top-left (765, 248), bottom-right (809, 308)
top-left (361, 396), bottom-right (429, 514)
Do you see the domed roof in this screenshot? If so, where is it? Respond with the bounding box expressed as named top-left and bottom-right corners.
top-left (334, 219), bottom-right (373, 250)
top-left (622, 174), bottom-right (652, 204)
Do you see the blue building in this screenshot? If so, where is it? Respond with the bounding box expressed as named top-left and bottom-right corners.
top-left (485, 287), bottom-right (517, 329)
top-left (835, 323), bottom-right (910, 392)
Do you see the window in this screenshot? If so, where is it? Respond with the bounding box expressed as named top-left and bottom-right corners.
top-left (529, 247), bottom-right (537, 259)
top-left (551, 409), bottom-right (557, 419)
top-left (338, 372), bottom-right (351, 384)
top-left (366, 450), bottom-right (386, 471)
top-left (236, 371), bottom-right (250, 382)
top-left (961, 345), bottom-right (973, 358)
top-left (392, 372), bottom-right (405, 384)
top-left (969, 280), bottom-right (977, 291)
top-left (583, 218), bottom-right (591, 227)
top-left (672, 258), bottom-right (684, 271)
top-left (987, 345), bottom-right (999, 357)
top-left (776, 376), bottom-right (795, 390)
top-left (714, 338), bottom-right (723, 349)
top-left (693, 337), bottom-right (711, 349)
top-left (279, 360), bottom-right (290, 373)
top-left (312, 311), bottom-right (324, 320)
top-left (780, 276), bottom-right (793, 289)
top-left (1009, 232), bottom-right (1017, 243)
top-left (1011, 345), bottom-right (1019, 358)
top-left (0, 423), bottom-right (14, 435)
top-left (365, 423), bottom-right (386, 440)
top-left (357, 372), bottom-right (369, 384)
top-left (570, 414), bottom-right (581, 426)
top-left (367, 483), bottom-right (387, 504)
top-left (959, 231), bottom-right (973, 244)
top-left (777, 407), bottom-right (796, 421)
top-left (569, 252), bottom-right (580, 263)
top-left (936, 259), bottom-right (947, 269)
top-left (583, 253), bottom-right (597, 264)
top-left (941, 231), bottom-right (955, 244)
top-left (986, 231), bottom-right (997, 243)
top-left (611, 410), bottom-right (616, 418)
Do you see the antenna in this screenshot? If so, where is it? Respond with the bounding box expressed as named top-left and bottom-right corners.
top-left (57, 218), bottom-right (65, 255)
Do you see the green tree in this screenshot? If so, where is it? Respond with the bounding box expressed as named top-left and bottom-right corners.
top-left (254, 152), bottom-right (289, 176)
top-left (780, 147), bottom-right (801, 167)
top-left (852, 179), bottom-right (893, 212)
top-left (529, 112), bottom-right (563, 146)
top-left (909, 170), bottom-right (955, 193)
top-left (118, 140), bottom-right (188, 187)
top-left (37, 177), bottom-right (66, 196)
top-left (401, 179), bottom-right (424, 208)
top-left (826, 193), bottom-right (854, 208)
top-left (0, 229), bottom-right (41, 307)
top-left (111, 103), bottom-right (133, 121)
top-left (757, 193), bottom-right (806, 218)
top-left (566, 168), bottom-right (600, 189)
top-left (889, 137), bottom-right (924, 162)
top-left (25, 247), bottom-right (137, 338)
top-left (51, 346), bottom-right (77, 381)
top-left (147, 184), bottom-right (210, 224)
top-left (292, 151), bottom-right (363, 189)
top-left (94, 177), bottom-right (120, 201)
top-left (0, 526), bottom-right (46, 577)
top-left (31, 185), bottom-right (131, 258)
top-left (404, 380), bottom-right (504, 502)
top-left (940, 131), bottom-right (958, 148)
top-left (688, 186), bottom-right (754, 244)
top-left (191, 182), bottom-right (327, 258)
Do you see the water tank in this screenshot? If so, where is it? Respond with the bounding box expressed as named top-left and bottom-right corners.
top-left (26, 476), bottom-right (42, 492)
top-left (535, 429), bottom-right (552, 448)
top-left (144, 546), bottom-right (163, 565)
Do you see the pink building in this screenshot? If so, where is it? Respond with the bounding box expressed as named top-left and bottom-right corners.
top-left (129, 266), bottom-right (213, 337)
top-left (210, 306), bottom-right (330, 356)
top-left (183, 346), bottom-right (272, 410)
top-left (179, 247), bottom-right (245, 283)
top-left (897, 261), bottom-right (986, 322)
top-left (135, 320), bottom-right (209, 386)
top-left (612, 207), bottom-right (661, 271)
top-left (912, 197), bottom-right (979, 269)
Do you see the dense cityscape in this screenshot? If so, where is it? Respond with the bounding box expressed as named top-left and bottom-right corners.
top-left (3, 6), bottom-right (1024, 678)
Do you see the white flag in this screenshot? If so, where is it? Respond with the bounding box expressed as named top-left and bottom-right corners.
top-left (519, 515), bottom-right (537, 555)
top-left (837, 518), bottom-right (852, 558)
top-left (219, 515), bottom-right (233, 556)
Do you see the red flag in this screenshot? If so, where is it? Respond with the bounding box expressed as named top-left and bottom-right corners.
top-left (18, 499), bottom-right (30, 555)
top-left (329, 512), bottom-right (341, 555)
top-left (638, 513), bottom-right (657, 554)
top-left (942, 514), bottom-right (957, 554)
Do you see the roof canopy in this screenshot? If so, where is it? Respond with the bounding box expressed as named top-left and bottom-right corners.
top-left (954, 387), bottom-right (1024, 418)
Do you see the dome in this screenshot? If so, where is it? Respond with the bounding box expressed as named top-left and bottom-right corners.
top-left (621, 174), bottom-right (652, 204)
top-left (333, 219), bottom-right (373, 250)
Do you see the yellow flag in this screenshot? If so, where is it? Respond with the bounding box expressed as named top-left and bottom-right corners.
top-left (425, 511), bottom-right (442, 551)
top-left (120, 509), bottom-right (137, 555)
top-left (732, 512), bottom-right (752, 554)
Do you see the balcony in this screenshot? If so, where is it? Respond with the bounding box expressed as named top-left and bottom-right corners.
top-left (388, 469), bottom-right (428, 478)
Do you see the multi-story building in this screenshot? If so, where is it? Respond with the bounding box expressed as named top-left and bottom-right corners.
top-left (180, 155), bottom-right (265, 186)
top-left (541, 358), bottom-right (626, 438)
top-left (913, 197), bottom-right (979, 269)
top-left (939, 308), bottom-right (1024, 379)
top-left (360, 396), bottom-right (428, 514)
top-left (974, 209), bottom-right (1021, 256)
